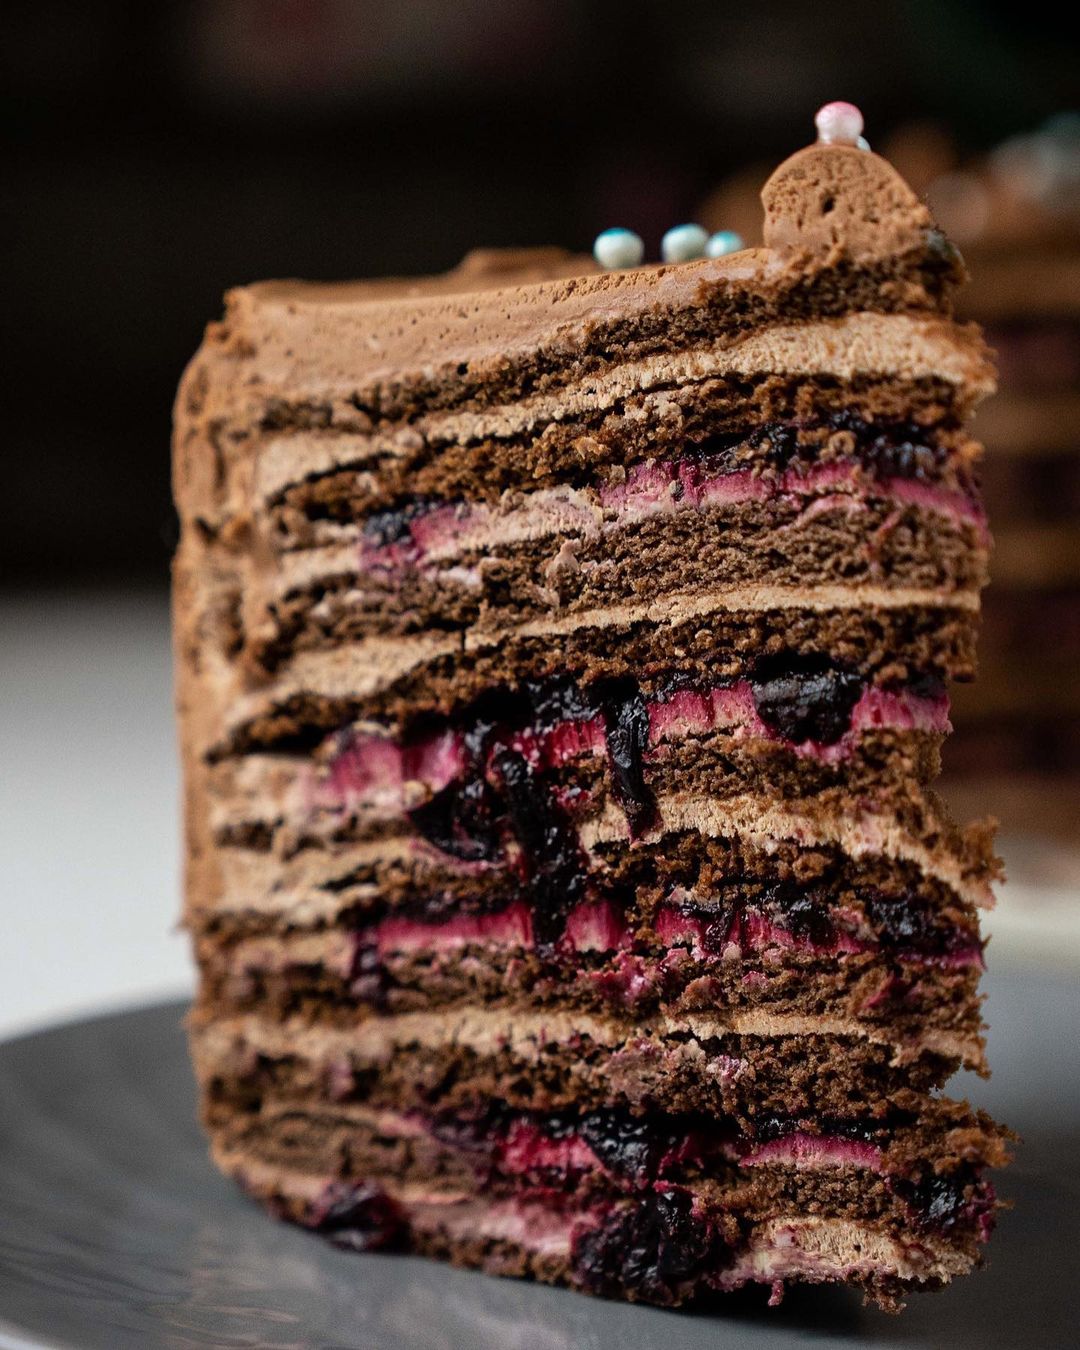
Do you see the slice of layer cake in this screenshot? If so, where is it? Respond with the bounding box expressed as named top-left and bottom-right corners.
top-left (174, 106), bottom-right (1007, 1310)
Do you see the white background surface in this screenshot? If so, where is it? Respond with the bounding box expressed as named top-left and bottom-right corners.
top-left (1, 589), bottom-right (1077, 1043)
top-left (1, 590), bottom-right (190, 1041)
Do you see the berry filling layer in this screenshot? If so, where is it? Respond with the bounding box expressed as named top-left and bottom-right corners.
top-left (348, 879), bottom-right (982, 973)
top-left (423, 1105), bottom-right (890, 1187)
top-left (315, 663), bottom-right (950, 828)
top-left (357, 418), bottom-right (987, 574)
top-left (296, 664), bottom-right (972, 968)
top-left (290, 1103), bottom-right (996, 1257)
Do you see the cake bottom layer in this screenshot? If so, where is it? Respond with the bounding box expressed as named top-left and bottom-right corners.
top-left (209, 1090), bottom-right (1004, 1233)
top-left (221, 1150), bottom-right (989, 1310)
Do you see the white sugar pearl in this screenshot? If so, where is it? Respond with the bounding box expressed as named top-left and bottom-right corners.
top-left (705, 230), bottom-right (744, 258)
top-left (661, 223), bottom-right (709, 264)
top-left (815, 101), bottom-right (865, 146)
top-left (593, 228), bottom-right (644, 270)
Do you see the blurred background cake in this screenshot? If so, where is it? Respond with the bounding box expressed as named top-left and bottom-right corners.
top-left (920, 118), bottom-right (1080, 840)
top-left (701, 113), bottom-right (1080, 845)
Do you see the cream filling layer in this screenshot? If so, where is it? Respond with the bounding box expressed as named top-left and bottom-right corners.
top-left (714, 1214), bottom-right (973, 1287)
top-left (251, 312), bottom-right (992, 501)
top-left (580, 793), bottom-right (993, 910)
top-left (193, 1004), bottom-right (978, 1077)
top-left (424, 312), bottom-right (994, 446)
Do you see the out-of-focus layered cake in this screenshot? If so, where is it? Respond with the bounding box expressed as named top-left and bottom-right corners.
top-left (703, 116), bottom-right (1080, 837)
top-left (174, 116), bottom-right (1007, 1309)
top-left (920, 119), bottom-right (1080, 833)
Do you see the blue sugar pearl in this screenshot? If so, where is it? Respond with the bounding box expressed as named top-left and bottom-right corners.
top-left (661, 223), bottom-right (708, 264)
top-left (593, 228), bottom-right (645, 270)
top-left (705, 230), bottom-right (745, 258)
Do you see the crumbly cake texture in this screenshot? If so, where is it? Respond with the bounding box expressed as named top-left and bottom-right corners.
top-left (174, 137), bottom-right (1008, 1310)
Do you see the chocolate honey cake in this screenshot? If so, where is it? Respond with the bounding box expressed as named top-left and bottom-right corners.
top-left (174, 108), bottom-right (1007, 1309)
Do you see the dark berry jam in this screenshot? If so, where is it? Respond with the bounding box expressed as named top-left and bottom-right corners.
top-left (894, 1164), bottom-right (989, 1234)
top-left (552, 1108), bottom-right (690, 1183)
top-left (750, 655), bottom-right (864, 745)
top-left (404, 673), bottom-right (660, 944)
top-left (493, 747), bottom-right (589, 946)
top-left (362, 497), bottom-right (445, 548)
top-left (683, 412), bottom-right (956, 485)
top-left (672, 874), bottom-right (968, 962)
top-left (748, 1112), bottom-right (889, 1146)
top-left (573, 1188), bottom-right (728, 1302)
top-left (861, 889), bottom-right (976, 960)
top-left (308, 1181), bottom-right (405, 1251)
top-left (599, 678), bottom-right (657, 834)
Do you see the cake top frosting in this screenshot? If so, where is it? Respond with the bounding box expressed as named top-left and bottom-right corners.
top-left (182, 119), bottom-right (982, 423)
top-left (243, 138), bottom-right (940, 313)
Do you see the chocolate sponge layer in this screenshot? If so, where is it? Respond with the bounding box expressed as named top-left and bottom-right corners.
top-left (246, 491), bottom-right (986, 662)
top-left (218, 600), bottom-right (979, 752)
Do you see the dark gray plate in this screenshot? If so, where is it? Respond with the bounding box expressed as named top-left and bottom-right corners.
top-left (1, 969), bottom-right (1077, 1350)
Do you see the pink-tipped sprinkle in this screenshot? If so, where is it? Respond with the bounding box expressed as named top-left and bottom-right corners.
top-left (815, 101), bottom-right (865, 147)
